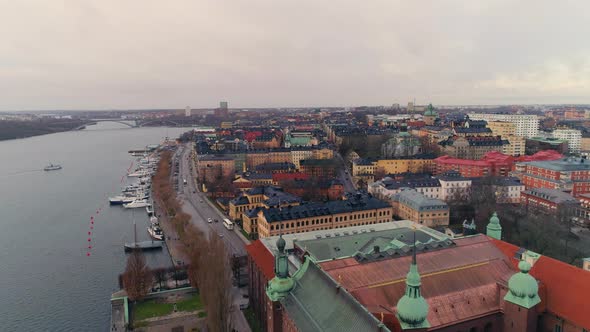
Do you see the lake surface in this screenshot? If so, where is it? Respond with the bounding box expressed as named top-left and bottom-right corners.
top-left (0, 122), bottom-right (190, 331)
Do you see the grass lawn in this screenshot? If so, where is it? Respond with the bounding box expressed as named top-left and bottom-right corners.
top-left (134, 294), bottom-right (204, 322)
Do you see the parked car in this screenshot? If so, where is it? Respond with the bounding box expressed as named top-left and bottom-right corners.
top-left (207, 218), bottom-right (212, 223)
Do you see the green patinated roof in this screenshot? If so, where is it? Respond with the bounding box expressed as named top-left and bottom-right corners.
top-left (486, 212), bottom-right (502, 240)
top-left (396, 233), bottom-right (429, 330)
top-left (504, 260), bottom-right (541, 309)
top-left (296, 226), bottom-right (448, 261)
top-left (281, 261), bottom-right (391, 332)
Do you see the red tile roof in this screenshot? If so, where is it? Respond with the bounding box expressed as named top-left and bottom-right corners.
top-left (489, 237), bottom-right (520, 269)
top-left (516, 150), bottom-right (563, 162)
top-left (319, 235), bottom-right (516, 328)
top-left (529, 255), bottom-right (590, 329)
top-left (246, 240), bottom-right (275, 280)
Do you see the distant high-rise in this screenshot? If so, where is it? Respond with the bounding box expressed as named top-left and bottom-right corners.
top-left (185, 106), bottom-right (192, 117)
top-left (468, 113), bottom-right (539, 138)
top-left (220, 101), bottom-right (228, 110)
top-left (215, 101), bottom-right (229, 118)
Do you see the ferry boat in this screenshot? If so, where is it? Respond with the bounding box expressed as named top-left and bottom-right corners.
top-left (123, 199), bottom-right (150, 209)
top-left (44, 164), bottom-right (62, 171)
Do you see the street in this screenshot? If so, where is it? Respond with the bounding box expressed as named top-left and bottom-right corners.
top-left (173, 143), bottom-right (251, 332)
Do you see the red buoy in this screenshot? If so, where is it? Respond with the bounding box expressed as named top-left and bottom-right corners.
top-left (86, 252), bottom-right (91, 256)
top-left (87, 238), bottom-right (91, 242)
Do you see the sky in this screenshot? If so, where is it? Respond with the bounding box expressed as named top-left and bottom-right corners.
top-left (1, 0), bottom-right (589, 111)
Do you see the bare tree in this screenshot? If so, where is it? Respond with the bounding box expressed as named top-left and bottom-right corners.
top-left (200, 234), bottom-right (233, 332)
top-left (122, 250), bottom-right (153, 301)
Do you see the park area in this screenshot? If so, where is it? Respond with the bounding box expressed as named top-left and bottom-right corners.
top-left (131, 289), bottom-right (206, 331)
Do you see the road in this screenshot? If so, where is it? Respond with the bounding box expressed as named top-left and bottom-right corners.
top-left (173, 143), bottom-right (251, 332)
top-left (335, 152), bottom-right (357, 193)
top-left (173, 144), bottom-right (247, 256)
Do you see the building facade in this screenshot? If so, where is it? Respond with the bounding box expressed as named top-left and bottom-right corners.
top-left (255, 193), bottom-right (393, 238)
top-left (468, 113), bottom-right (539, 138)
top-left (391, 188), bottom-right (450, 226)
top-left (553, 128), bottom-right (582, 154)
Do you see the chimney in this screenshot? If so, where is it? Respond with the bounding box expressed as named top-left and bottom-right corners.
top-left (374, 245), bottom-right (380, 253)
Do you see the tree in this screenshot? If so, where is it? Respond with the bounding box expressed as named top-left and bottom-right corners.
top-left (198, 234), bottom-right (234, 332)
top-left (153, 268), bottom-right (168, 290)
top-left (122, 250), bottom-right (153, 301)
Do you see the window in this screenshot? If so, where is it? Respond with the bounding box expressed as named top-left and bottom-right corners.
top-left (554, 324), bottom-right (562, 332)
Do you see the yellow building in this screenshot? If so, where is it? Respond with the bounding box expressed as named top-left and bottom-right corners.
top-left (375, 158), bottom-right (433, 175)
top-left (487, 121), bottom-right (525, 156)
top-left (487, 121), bottom-right (516, 137)
top-left (391, 188), bottom-right (449, 227)
top-left (502, 135), bottom-right (526, 156)
top-left (255, 194), bottom-right (393, 238)
top-left (228, 186), bottom-right (301, 226)
top-left (352, 157), bottom-right (434, 178)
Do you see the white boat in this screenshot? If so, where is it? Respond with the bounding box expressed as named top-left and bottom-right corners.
top-left (123, 199), bottom-right (150, 209)
top-left (108, 195), bottom-right (135, 205)
top-left (127, 170), bottom-right (149, 177)
top-left (147, 224), bottom-right (164, 240)
top-left (44, 164), bottom-right (62, 171)
top-left (150, 216), bottom-right (159, 226)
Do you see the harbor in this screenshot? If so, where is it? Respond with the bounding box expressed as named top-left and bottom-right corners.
top-left (0, 122), bottom-right (190, 331)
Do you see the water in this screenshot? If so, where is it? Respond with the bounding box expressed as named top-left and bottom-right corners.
top-left (0, 122), bottom-right (191, 331)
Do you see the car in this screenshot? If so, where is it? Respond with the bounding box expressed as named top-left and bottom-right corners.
top-left (193, 190), bottom-right (196, 193)
top-left (214, 219), bottom-right (219, 222)
top-left (219, 233), bottom-right (224, 237)
top-left (200, 199), bottom-right (203, 203)
top-left (207, 218), bottom-right (212, 223)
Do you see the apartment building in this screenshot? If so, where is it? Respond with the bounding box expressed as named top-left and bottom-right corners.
top-left (468, 113), bottom-right (539, 138)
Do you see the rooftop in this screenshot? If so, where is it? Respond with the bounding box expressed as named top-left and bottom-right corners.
top-left (261, 193), bottom-right (390, 222)
top-left (391, 188), bottom-right (448, 211)
top-left (522, 188), bottom-right (578, 204)
top-left (522, 157), bottom-right (590, 171)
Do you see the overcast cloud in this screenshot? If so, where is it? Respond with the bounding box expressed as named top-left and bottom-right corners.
top-left (1, 0), bottom-right (589, 110)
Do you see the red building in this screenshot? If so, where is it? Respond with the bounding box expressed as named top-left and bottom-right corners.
top-left (516, 157), bottom-right (590, 196)
top-left (520, 188), bottom-right (579, 214)
top-left (434, 150), bottom-right (563, 178)
top-left (246, 222), bottom-right (590, 332)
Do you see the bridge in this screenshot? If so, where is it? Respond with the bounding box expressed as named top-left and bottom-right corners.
top-left (72, 119), bottom-right (138, 130)
top-left (73, 118), bottom-right (182, 130)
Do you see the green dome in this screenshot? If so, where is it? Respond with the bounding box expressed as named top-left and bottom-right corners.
top-left (424, 104), bottom-right (437, 117)
top-left (397, 294), bottom-right (429, 326)
top-left (504, 260), bottom-right (541, 309)
top-left (486, 212), bottom-right (502, 240)
top-left (396, 263), bottom-right (429, 328)
top-left (489, 212), bottom-right (500, 226)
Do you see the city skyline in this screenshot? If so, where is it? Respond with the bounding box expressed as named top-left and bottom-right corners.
top-left (2, 1), bottom-right (590, 111)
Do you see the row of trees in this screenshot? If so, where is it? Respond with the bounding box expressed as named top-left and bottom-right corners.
top-left (123, 149), bottom-right (234, 331)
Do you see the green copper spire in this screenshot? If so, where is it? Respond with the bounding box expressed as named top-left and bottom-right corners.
top-left (396, 230), bottom-right (430, 330)
top-left (504, 260), bottom-right (541, 309)
top-left (424, 104), bottom-right (437, 117)
top-left (266, 230), bottom-right (310, 302)
top-left (486, 212), bottom-right (502, 240)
